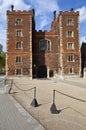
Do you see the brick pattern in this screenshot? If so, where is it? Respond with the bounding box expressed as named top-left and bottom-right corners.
top-left (6, 9), bottom-right (80, 77)
top-left (58, 11), bottom-right (80, 74)
top-left (6, 10), bottom-right (33, 76)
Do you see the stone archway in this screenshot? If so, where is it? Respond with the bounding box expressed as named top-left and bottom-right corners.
top-left (37, 65), bottom-right (47, 78)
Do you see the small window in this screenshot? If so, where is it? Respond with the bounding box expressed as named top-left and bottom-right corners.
top-left (39, 39), bottom-right (51, 51)
top-left (67, 42), bottom-right (74, 50)
top-left (16, 30), bottom-right (22, 37)
top-left (69, 67), bottom-right (74, 74)
top-left (16, 56), bottom-right (22, 63)
top-left (67, 19), bottom-right (73, 26)
top-left (67, 31), bottom-right (74, 38)
top-left (67, 55), bottom-right (74, 62)
top-left (16, 19), bottom-right (22, 25)
top-left (16, 68), bottom-right (22, 75)
top-left (16, 42), bottom-right (22, 49)
top-left (49, 70), bottom-right (54, 77)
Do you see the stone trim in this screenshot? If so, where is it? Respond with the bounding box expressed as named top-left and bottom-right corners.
top-left (59, 15), bottom-right (63, 74)
top-left (29, 15), bottom-right (32, 79)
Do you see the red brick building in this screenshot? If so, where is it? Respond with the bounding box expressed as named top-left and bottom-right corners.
top-left (6, 6), bottom-right (80, 78)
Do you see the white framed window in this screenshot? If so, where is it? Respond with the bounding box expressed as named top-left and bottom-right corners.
top-left (66, 31), bottom-right (74, 38)
top-left (16, 19), bottom-right (22, 25)
top-left (16, 42), bottom-right (22, 49)
top-left (67, 42), bottom-right (74, 50)
top-left (16, 56), bottom-right (22, 63)
top-left (67, 55), bottom-right (74, 62)
top-left (39, 39), bottom-right (51, 51)
top-left (16, 30), bottom-right (22, 37)
top-left (67, 19), bottom-right (73, 26)
top-left (16, 68), bottom-right (22, 75)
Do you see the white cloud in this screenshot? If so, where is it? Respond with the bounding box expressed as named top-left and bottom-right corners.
top-left (29, 0), bottom-right (59, 29)
top-left (80, 36), bottom-right (86, 45)
top-left (0, 28), bottom-right (6, 51)
top-left (39, 16), bottom-right (49, 29)
top-left (76, 6), bottom-right (86, 23)
top-left (33, 0), bottom-right (59, 16)
top-left (0, 0), bottom-right (30, 21)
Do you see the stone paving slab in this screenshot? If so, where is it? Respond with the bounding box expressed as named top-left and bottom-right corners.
top-left (0, 94), bottom-right (45, 130)
top-left (8, 77), bottom-right (86, 130)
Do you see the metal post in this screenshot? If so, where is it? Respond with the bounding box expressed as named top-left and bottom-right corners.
top-left (50, 89), bottom-right (61, 114)
top-left (53, 89), bottom-right (55, 104)
top-left (34, 87), bottom-right (36, 99)
top-left (31, 87), bottom-right (39, 107)
top-left (9, 78), bottom-right (13, 94)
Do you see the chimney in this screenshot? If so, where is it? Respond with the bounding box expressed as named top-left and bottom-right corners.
top-left (11, 5), bottom-right (14, 11)
top-left (70, 8), bottom-right (74, 11)
top-left (54, 10), bottom-right (56, 20)
top-left (32, 9), bottom-right (35, 17)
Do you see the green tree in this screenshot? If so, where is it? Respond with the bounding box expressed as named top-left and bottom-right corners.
top-left (0, 52), bottom-right (6, 73)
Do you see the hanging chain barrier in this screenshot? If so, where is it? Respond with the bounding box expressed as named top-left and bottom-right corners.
top-left (50, 89), bottom-right (86, 114)
top-left (13, 82), bottom-right (35, 92)
top-left (55, 89), bottom-right (86, 103)
top-left (8, 78), bottom-right (39, 107)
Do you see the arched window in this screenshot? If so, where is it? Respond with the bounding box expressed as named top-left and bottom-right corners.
top-left (39, 39), bottom-right (51, 51)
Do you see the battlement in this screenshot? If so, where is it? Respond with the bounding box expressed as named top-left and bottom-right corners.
top-left (34, 30), bottom-right (55, 33)
top-left (59, 10), bottom-right (79, 16)
top-left (34, 30), bottom-right (51, 33)
top-left (7, 10), bottom-right (33, 15)
top-left (33, 29), bottom-right (58, 35)
top-left (7, 5), bottom-right (34, 15)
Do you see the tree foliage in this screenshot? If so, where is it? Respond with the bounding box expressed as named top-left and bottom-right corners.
top-left (0, 52), bottom-right (6, 72)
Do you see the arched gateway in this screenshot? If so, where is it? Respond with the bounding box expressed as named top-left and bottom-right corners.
top-left (37, 65), bottom-right (47, 78)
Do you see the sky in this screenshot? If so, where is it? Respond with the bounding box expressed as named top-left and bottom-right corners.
top-left (0, 0), bottom-right (86, 51)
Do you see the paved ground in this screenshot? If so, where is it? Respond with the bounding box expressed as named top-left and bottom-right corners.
top-left (5, 76), bottom-right (86, 130)
top-left (0, 85), bottom-right (45, 130)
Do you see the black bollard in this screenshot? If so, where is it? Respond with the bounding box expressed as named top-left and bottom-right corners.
top-left (31, 87), bottom-right (39, 107)
top-left (9, 78), bottom-right (13, 94)
top-left (50, 90), bottom-right (61, 114)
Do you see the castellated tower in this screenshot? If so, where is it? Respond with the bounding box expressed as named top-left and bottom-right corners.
top-left (6, 6), bottom-right (35, 78)
top-left (6, 6), bottom-right (80, 78)
top-left (51, 9), bottom-right (80, 76)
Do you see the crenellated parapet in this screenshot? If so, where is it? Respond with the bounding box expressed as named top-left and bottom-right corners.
top-left (33, 29), bottom-right (58, 35)
top-left (58, 11), bottom-right (79, 16)
top-left (7, 10), bottom-right (33, 15)
top-left (7, 5), bottom-right (34, 16)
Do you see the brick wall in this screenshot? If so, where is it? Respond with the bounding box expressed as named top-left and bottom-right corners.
top-left (6, 8), bottom-right (80, 78)
top-left (32, 30), bottom-right (60, 77)
top-left (6, 10), bottom-right (33, 76)
top-left (58, 11), bottom-right (80, 75)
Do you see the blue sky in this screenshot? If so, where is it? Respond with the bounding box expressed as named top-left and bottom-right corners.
top-left (0, 0), bottom-right (86, 51)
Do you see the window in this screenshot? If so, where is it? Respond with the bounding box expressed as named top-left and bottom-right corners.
top-left (49, 70), bottom-right (54, 77)
top-left (16, 56), bottom-right (22, 63)
top-left (39, 40), bottom-right (50, 51)
top-left (16, 68), bottom-right (22, 75)
top-left (67, 55), bottom-right (74, 62)
top-left (67, 42), bottom-right (74, 50)
top-left (16, 30), bottom-right (22, 37)
top-left (67, 31), bottom-right (74, 38)
top-left (16, 19), bottom-right (22, 25)
top-left (69, 67), bottom-right (74, 74)
top-left (16, 42), bottom-right (22, 49)
top-left (67, 19), bottom-right (73, 26)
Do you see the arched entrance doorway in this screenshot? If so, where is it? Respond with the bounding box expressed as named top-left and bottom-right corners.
top-left (37, 65), bottom-right (47, 78)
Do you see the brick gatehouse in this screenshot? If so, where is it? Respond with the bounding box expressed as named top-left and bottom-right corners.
top-left (6, 6), bottom-right (80, 78)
